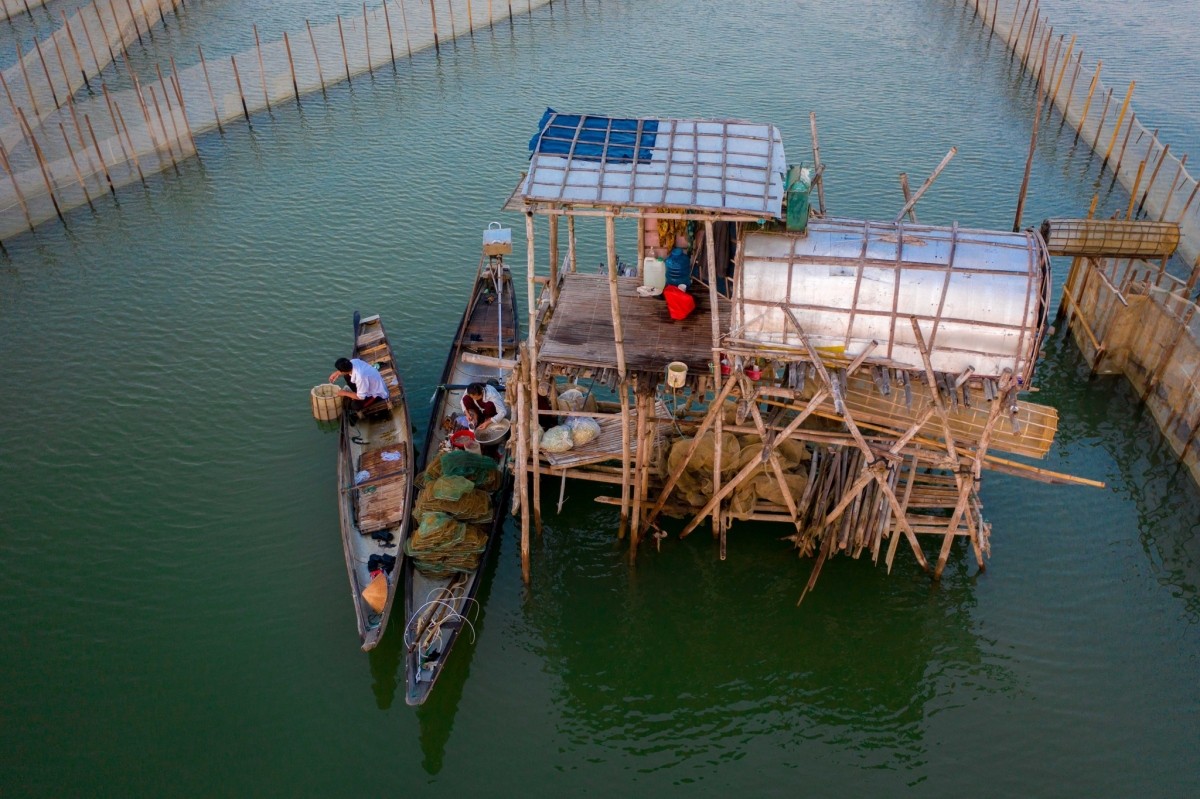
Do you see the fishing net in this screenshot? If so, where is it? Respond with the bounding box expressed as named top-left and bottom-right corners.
top-left (414, 478), bottom-right (493, 524)
top-left (406, 512), bottom-right (488, 576)
top-left (418, 449), bottom-right (501, 492)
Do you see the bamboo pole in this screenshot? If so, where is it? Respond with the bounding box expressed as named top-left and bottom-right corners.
top-left (307, 20), bottom-right (327, 90)
top-left (111, 98), bottom-right (145, 184)
top-left (230, 55), bottom-right (250, 122)
top-left (1126, 159), bottom-right (1146, 220)
top-left (1075, 61), bottom-right (1102, 144)
top-left (0, 140), bottom-right (35, 232)
top-left (146, 84), bottom-right (178, 167)
top-left (83, 113), bottom-right (115, 196)
top-left (1019, 2), bottom-right (1039, 68)
top-left (1090, 87), bottom-right (1114, 153)
top-left (1102, 81), bottom-right (1135, 169)
top-left (33, 32), bottom-right (61, 109)
top-left (809, 111), bottom-right (826, 215)
top-left (1008, 0), bottom-right (1027, 58)
top-left (336, 15), bottom-right (351, 84)
top-left (156, 63), bottom-right (186, 157)
top-left (15, 108), bottom-right (64, 223)
top-left (123, 0), bottom-right (144, 47)
top-left (467, 0), bottom-right (475, 34)
top-left (254, 24), bottom-right (271, 112)
top-left (100, 83), bottom-right (134, 175)
top-left (283, 32), bottom-right (300, 102)
top-left (167, 59), bottom-right (196, 154)
top-left (61, 10), bottom-right (92, 92)
top-left (198, 45), bottom-right (223, 135)
top-left (548, 213), bottom-right (559, 304)
top-left (428, 0), bottom-right (440, 52)
top-left (516, 347), bottom-right (531, 583)
top-left (894, 147), bottom-right (956, 224)
top-left (1058, 49), bottom-right (1083, 131)
top-left (49, 23), bottom-right (75, 101)
top-left (525, 212), bottom-right (543, 536)
top-left (397, 1), bottom-right (413, 58)
top-left (899, 173), bottom-right (917, 222)
top-left (382, 0), bottom-right (396, 64)
top-left (58, 122), bottom-right (94, 210)
top-left (76, 6), bottom-right (104, 80)
top-left (1046, 34), bottom-right (1074, 117)
top-left (363, 3), bottom-right (373, 74)
top-left (1157, 154), bottom-right (1188, 223)
top-left (16, 43), bottom-right (42, 117)
top-left (1013, 34), bottom-right (1049, 232)
top-left (447, 0), bottom-right (458, 37)
top-left (1137, 142), bottom-right (1170, 220)
top-left (1111, 112), bottom-right (1136, 178)
top-left (0, 70), bottom-right (23, 131)
top-left (605, 213), bottom-right (632, 539)
top-left (629, 379), bottom-right (647, 554)
top-left (92, 1), bottom-right (118, 72)
top-left (567, 214), bottom-right (576, 271)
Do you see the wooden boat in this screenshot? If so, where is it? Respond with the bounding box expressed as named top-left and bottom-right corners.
top-left (336, 312), bottom-right (414, 652)
top-left (403, 253), bottom-right (519, 705)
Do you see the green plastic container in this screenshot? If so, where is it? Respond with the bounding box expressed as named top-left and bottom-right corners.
top-left (785, 165), bottom-right (812, 233)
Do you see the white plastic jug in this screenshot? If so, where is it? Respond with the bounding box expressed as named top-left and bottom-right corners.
top-left (643, 257), bottom-right (666, 292)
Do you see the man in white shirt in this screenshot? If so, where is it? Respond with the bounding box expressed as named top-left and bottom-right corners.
top-left (329, 357), bottom-right (389, 415)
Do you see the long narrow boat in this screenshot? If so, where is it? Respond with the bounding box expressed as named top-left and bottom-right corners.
top-left (403, 252), bottom-right (519, 705)
top-left (336, 312), bottom-right (414, 652)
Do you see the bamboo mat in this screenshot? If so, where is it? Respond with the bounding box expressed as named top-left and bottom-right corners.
top-left (355, 447), bottom-right (409, 534)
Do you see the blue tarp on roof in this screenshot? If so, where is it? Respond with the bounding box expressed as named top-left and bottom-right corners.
top-left (529, 108), bottom-right (659, 164)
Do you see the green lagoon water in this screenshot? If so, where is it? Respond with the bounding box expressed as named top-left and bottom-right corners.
top-left (1, 1), bottom-right (1198, 796)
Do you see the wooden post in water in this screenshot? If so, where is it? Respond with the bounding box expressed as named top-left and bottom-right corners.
top-left (283, 33), bottom-right (300, 102)
top-left (100, 83), bottom-right (135, 174)
top-left (92, 1), bottom-right (118, 72)
top-left (0, 140), bottom-right (36, 232)
top-left (79, 5), bottom-right (105, 78)
top-left (15, 108), bottom-right (64, 223)
top-left (123, 0), bottom-right (144, 47)
top-left (1014, 33), bottom-right (1050, 232)
top-left (1046, 34), bottom-right (1075, 118)
top-left (1138, 142), bottom-right (1170, 220)
top-left (605, 213), bottom-right (632, 539)
top-left (198, 46), bottom-right (223, 134)
top-left (112, 99), bottom-right (146, 184)
top-left (428, 1), bottom-right (440, 52)
top-left (166, 60), bottom-right (196, 154)
top-left (447, 0), bottom-right (458, 38)
top-left (1158, 154), bottom-right (1188, 223)
top-left (230, 55), bottom-right (250, 122)
top-left (130, 73), bottom-right (166, 168)
top-left (61, 10), bottom-right (92, 92)
top-left (1075, 61), bottom-right (1102, 144)
top-left (809, 111), bottom-right (826, 215)
top-left (84, 114), bottom-right (116, 196)
top-left (363, 4), bottom-right (373, 74)
top-left (254, 25), bottom-right (271, 111)
top-left (1125, 159), bottom-right (1146, 220)
top-left (146, 84), bottom-right (178, 167)
top-left (1089, 87), bottom-right (1113, 152)
top-left (1112, 112), bottom-right (1136, 178)
top-left (381, 1), bottom-right (396, 64)
top-left (337, 15), bottom-right (351, 84)
top-left (525, 211), bottom-right (544, 536)
top-left (154, 64), bottom-right (184, 159)
top-left (307, 20), bottom-right (327, 90)
top-left (396, 1), bottom-right (413, 58)
top-left (58, 122), bottom-right (95, 210)
top-left (515, 345), bottom-right (531, 583)
top-left (30, 37), bottom-right (60, 109)
top-left (1102, 81), bottom-right (1135, 170)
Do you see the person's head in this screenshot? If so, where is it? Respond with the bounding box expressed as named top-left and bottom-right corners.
top-left (334, 357), bottom-right (353, 374)
top-left (466, 382), bottom-right (485, 398)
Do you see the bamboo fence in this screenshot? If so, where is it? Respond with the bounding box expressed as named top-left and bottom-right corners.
top-left (961, 0), bottom-right (1200, 272)
top-left (0, 0), bottom-right (560, 241)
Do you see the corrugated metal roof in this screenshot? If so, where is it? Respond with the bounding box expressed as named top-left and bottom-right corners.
top-left (522, 110), bottom-right (786, 217)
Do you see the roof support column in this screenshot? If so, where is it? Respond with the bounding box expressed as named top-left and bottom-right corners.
top-left (606, 213), bottom-right (632, 541)
top-left (525, 211), bottom-right (543, 540)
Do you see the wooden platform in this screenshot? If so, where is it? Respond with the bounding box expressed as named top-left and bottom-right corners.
top-left (539, 273), bottom-right (729, 374)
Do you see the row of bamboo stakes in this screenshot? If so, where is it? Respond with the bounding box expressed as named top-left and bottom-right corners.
top-left (961, 0), bottom-right (1200, 268)
top-left (0, 1), bottom-right (559, 242)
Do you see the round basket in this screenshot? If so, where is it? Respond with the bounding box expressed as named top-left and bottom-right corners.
top-left (311, 383), bottom-right (343, 421)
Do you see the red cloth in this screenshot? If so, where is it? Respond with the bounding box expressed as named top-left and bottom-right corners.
top-left (663, 285), bottom-right (696, 320)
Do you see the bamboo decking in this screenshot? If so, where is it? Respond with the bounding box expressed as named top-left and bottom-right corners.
top-left (539, 273), bottom-right (729, 375)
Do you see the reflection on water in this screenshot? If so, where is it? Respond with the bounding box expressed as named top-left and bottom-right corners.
top-left (523, 483), bottom-right (1010, 774)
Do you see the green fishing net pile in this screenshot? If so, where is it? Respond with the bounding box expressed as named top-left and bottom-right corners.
top-left (408, 452), bottom-right (501, 576)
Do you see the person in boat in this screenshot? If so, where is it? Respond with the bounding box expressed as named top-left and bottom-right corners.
top-left (462, 382), bottom-right (507, 431)
top-left (329, 357), bottom-right (388, 415)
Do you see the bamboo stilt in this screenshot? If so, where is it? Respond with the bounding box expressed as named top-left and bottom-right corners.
top-left (1102, 81), bottom-right (1135, 169)
top-left (548, 213), bottom-right (559, 304)
top-left (363, 3), bottom-right (373, 74)
top-left (809, 111), bottom-right (826, 215)
top-left (33, 34), bottom-right (61, 109)
top-left (567, 214), bottom-right (576, 272)
top-left (1014, 33), bottom-right (1050, 232)
top-left (254, 24), bottom-right (271, 111)
top-left (397, 1), bottom-right (413, 58)
top-left (428, 0), bottom-right (440, 52)
top-left (382, 1), bottom-right (396, 64)
top-left (307, 21), bottom-right (326, 90)
top-left (516, 347), bottom-right (531, 583)
top-left (230, 55), bottom-right (249, 122)
top-left (605, 214), bottom-right (631, 539)
top-left (83, 114), bottom-right (115, 196)
top-left (198, 46), bottom-right (223, 135)
top-left (15, 108), bottom-right (64, 223)
top-left (525, 212), bottom-right (543, 536)
top-left (89, 1), bottom-right (117, 72)
top-left (336, 15), bottom-right (351, 84)
top-left (61, 10), bottom-right (91, 92)
top-left (1076, 61), bottom-right (1102, 144)
top-left (283, 33), bottom-right (300, 103)
top-left (16, 43), bottom-right (42, 117)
